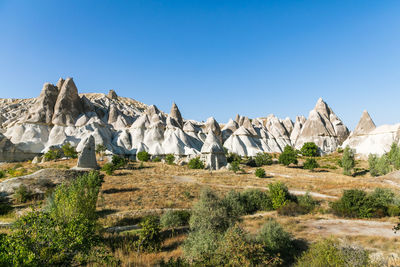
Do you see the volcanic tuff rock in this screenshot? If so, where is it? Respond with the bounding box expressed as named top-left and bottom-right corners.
top-left (170, 102), bottom-right (184, 128)
top-left (25, 83), bottom-right (59, 124)
top-left (294, 98), bottom-right (349, 154)
top-left (201, 130), bottom-right (227, 170)
top-left (76, 135), bottom-right (98, 169)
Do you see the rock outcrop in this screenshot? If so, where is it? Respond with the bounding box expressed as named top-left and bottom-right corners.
top-left (76, 135), bottom-right (98, 169)
top-left (200, 131), bottom-right (227, 170)
top-left (25, 83), bottom-right (59, 124)
top-left (170, 102), bottom-right (183, 128)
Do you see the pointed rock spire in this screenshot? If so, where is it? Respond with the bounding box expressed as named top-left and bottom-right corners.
top-left (52, 77), bottom-right (84, 126)
top-left (56, 78), bottom-right (65, 90)
top-left (25, 82), bottom-right (59, 124)
top-left (170, 102), bottom-right (183, 128)
top-left (108, 90), bottom-right (118, 100)
top-left (353, 110), bottom-right (376, 136)
top-left (76, 135), bottom-right (98, 169)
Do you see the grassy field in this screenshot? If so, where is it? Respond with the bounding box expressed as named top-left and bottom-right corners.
top-left (1, 153), bottom-right (400, 266)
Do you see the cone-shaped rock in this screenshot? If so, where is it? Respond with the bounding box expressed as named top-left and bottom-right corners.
top-left (76, 135), bottom-right (98, 169)
top-left (353, 110), bottom-right (376, 136)
top-left (170, 102), bottom-right (183, 128)
top-left (201, 130), bottom-right (227, 170)
top-left (56, 78), bottom-right (65, 90)
top-left (25, 83), bottom-right (59, 124)
top-left (52, 78), bottom-right (83, 126)
top-left (204, 117), bottom-right (221, 137)
top-left (108, 90), bottom-right (118, 100)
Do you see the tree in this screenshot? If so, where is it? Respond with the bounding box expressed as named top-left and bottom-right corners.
top-left (165, 154), bottom-right (175, 165)
top-left (61, 142), bottom-right (78, 159)
top-left (95, 144), bottom-right (106, 161)
top-left (137, 151), bottom-right (150, 162)
top-left (255, 168), bottom-right (266, 178)
top-left (188, 157), bottom-right (204, 169)
top-left (341, 146), bottom-right (355, 176)
top-left (279, 145), bottom-right (298, 166)
top-left (255, 153), bottom-right (273, 167)
top-left (268, 182), bottom-right (295, 210)
top-left (229, 160), bottom-right (242, 173)
top-left (44, 148), bottom-right (62, 161)
top-left (300, 142), bottom-right (320, 157)
top-left (303, 158), bottom-right (319, 171)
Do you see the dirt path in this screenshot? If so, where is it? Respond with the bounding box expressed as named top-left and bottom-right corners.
top-left (172, 175), bottom-right (338, 200)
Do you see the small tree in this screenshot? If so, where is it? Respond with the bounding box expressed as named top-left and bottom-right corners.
top-left (255, 168), bottom-right (266, 178)
top-left (188, 158), bottom-right (204, 169)
top-left (341, 146), bottom-right (355, 176)
top-left (255, 153), bottom-right (273, 167)
top-left (368, 154), bottom-right (379, 176)
top-left (268, 182), bottom-right (294, 210)
top-left (111, 155), bottom-right (127, 169)
top-left (165, 154), bottom-right (175, 165)
top-left (279, 145), bottom-right (298, 166)
top-left (137, 151), bottom-right (150, 162)
top-left (44, 148), bottom-right (62, 161)
top-left (101, 163), bottom-right (115, 175)
top-left (61, 142), bottom-right (78, 159)
top-left (135, 216), bottom-right (162, 252)
top-left (303, 158), bottom-right (319, 171)
top-left (300, 142), bottom-right (320, 157)
top-left (95, 144), bottom-right (106, 161)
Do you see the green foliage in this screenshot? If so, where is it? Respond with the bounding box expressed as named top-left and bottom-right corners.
top-left (341, 146), bottom-right (355, 176)
top-left (387, 143), bottom-right (400, 169)
top-left (159, 257), bottom-right (190, 267)
top-left (111, 154), bottom-right (127, 169)
top-left (255, 152), bottom-right (273, 167)
top-left (368, 154), bottom-right (380, 177)
top-left (187, 157), bottom-right (204, 169)
top-left (303, 158), bottom-right (319, 170)
top-left (229, 160), bottom-right (242, 173)
top-left (0, 170), bottom-right (5, 179)
top-left (44, 148), bottom-right (62, 161)
top-left (369, 145), bottom-right (400, 176)
top-left (268, 182), bottom-right (295, 210)
top-left (226, 152), bottom-right (242, 163)
top-left (135, 216), bottom-right (162, 252)
top-left (165, 154), bottom-right (175, 165)
top-left (0, 195), bottom-right (12, 215)
top-left (61, 142), bottom-right (78, 159)
top-left (95, 144), bottom-right (106, 154)
top-left (295, 238), bottom-right (369, 267)
top-left (160, 210), bottom-right (191, 229)
top-left (256, 219), bottom-right (293, 257)
top-left (14, 184), bottom-right (33, 203)
top-left (101, 163), bottom-right (115, 175)
top-left (278, 193), bottom-right (318, 216)
top-left (297, 192), bottom-right (318, 213)
top-left (223, 189), bottom-right (273, 216)
top-left (0, 171), bottom-right (106, 266)
top-left (279, 145), bottom-right (298, 166)
top-left (300, 142), bottom-right (320, 157)
top-left (245, 157), bottom-right (257, 167)
top-left (331, 188), bottom-right (396, 218)
top-left (137, 151), bottom-right (150, 162)
top-left (255, 168), bottom-right (266, 178)
top-left (388, 205), bottom-right (400, 217)
top-left (152, 156), bottom-right (161, 162)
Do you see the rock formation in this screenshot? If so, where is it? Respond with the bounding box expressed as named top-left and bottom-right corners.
top-left (170, 102), bottom-right (183, 128)
top-left (108, 90), bottom-right (118, 100)
top-left (76, 135), bottom-right (98, 169)
top-left (25, 83), bottom-right (59, 124)
top-left (200, 131), bottom-right (227, 170)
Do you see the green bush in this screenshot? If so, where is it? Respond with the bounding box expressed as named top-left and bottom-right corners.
top-left (268, 182), bottom-right (295, 210)
top-left (303, 158), bottom-right (319, 170)
top-left (256, 219), bottom-right (293, 257)
top-left (255, 168), bottom-right (266, 178)
top-left (152, 156), bottom-right (161, 162)
top-left (245, 157), bottom-right (257, 167)
top-left (165, 154), bottom-right (175, 165)
top-left (331, 189), bottom-right (367, 218)
top-left (388, 205), bottom-right (400, 217)
top-left (369, 154), bottom-right (392, 176)
top-left (61, 142), bottom-right (78, 159)
top-left (111, 154), bottom-right (127, 169)
top-left (341, 146), bottom-right (355, 176)
top-left (279, 145), bottom-right (298, 166)
top-left (297, 192), bottom-right (318, 213)
top-left (0, 195), bottom-right (13, 215)
top-left (388, 143), bottom-right (400, 169)
top-left (137, 151), bottom-right (150, 162)
top-left (229, 160), bottom-right (242, 173)
top-left (135, 216), bottom-right (162, 252)
top-left (44, 148), bottom-right (62, 161)
top-left (226, 152), bottom-right (242, 163)
top-left (14, 184), bottom-right (33, 203)
top-left (255, 153), bottom-right (273, 167)
top-left (101, 163), bottom-right (115, 175)
top-left (223, 189), bottom-right (272, 217)
top-left (95, 144), bottom-right (106, 160)
top-left (277, 202), bottom-right (307, 216)
top-left (187, 157), bottom-right (204, 169)
top-left (300, 142), bottom-right (320, 157)
top-left (368, 154), bottom-right (380, 177)
top-left (295, 238), bottom-right (369, 267)
top-left (0, 170), bottom-right (5, 179)
top-left (160, 210), bottom-right (191, 229)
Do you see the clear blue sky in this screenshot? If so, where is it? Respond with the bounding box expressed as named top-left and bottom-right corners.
top-left (1, 0), bottom-right (399, 129)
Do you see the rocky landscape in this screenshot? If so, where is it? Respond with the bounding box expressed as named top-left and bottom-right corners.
top-left (0, 77), bottom-right (399, 166)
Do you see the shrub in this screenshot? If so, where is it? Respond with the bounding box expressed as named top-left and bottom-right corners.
top-left (0, 170), bottom-right (5, 179)
top-left (188, 157), bottom-right (204, 169)
top-left (376, 154), bottom-right (392, 176)
top-left (152, 156), bottom-right (161, 162)
top-left (388, 205), bottom-right (400, 217)
top-left (101, 163), bottom-right (115, 175)
top-left (388, 143), bottom-right (400, 169)
top-left (255, 168), bottom-right (266, 178)
top-left (303, 158), bottom-right (319, 170)
top-left (268, 182), bottom-right (295, 210)
top-left (295, 238), bottom-right (369, 267)
top-left (277, 202), bottom-right (306, 216)
top-left (229, 160), bottom-right (241, 173)
top-left (226, 152), bottom-right (242, 163)
top-left (135, 216), bottom-right (162, 252)
top-left (279, 145), bottom-right (298, 166)
top-left (297, 192), bottom-right (318, 213)
top-left (255, 153), bottom-right (273, 167)
top-left (256, 219), bottom-right (293, 257)
top-left (160, 210), bottom-right (191, 229)
top-left (111, 154), bottom-right (127, 169)
top-left (165, 154), bottom-right (175, 165)
top-left (241, 189), bottom-right (273, 213)
top-left (368, 154), bottom-right (380, 177)
top-left (300, 142), bottom-right (320, 157)
top-left (245, 157), bottom-right (257, 167)
top-left (331, 189), bottom-right (367, 218)
top-left (341, 146), bottom-right (355, 176)
top-left (137, 151), bottom-right (150, 162)
top-left (0, 195), bottom-right (12, 215)
top-left (61, 142), bottom-right (78, 159)
top-left (44, 148), bottom-right (62, 161)
top-left (14, 184), bottom-right (33, 203)
top-left (95, 144), bottom-right (106, 160)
